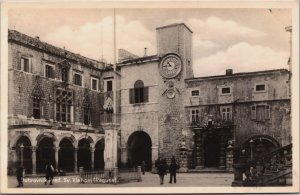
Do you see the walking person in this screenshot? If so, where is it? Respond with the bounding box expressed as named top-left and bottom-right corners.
top-left (169, 156), bottom-right (179, 184)
top-left (45, 162), bottom-right (54, 185)
top-left (16, 165), bottom-right (24, 187)
top-left (155, 157), bottom-right (167, 185)
top-left (141, 161), bottom-right (146, 175)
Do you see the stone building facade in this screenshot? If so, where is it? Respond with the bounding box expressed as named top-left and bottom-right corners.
top-left (117, 23), bottom-right (291, 172)
top-left (7, 30), bottom-right (119, 174)
top-left (8, 22), bottom-right (291, 174)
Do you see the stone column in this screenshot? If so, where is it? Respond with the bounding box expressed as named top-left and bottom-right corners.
top-left (90, 147), bottom-right (95, 171)
top-left (219, 134), bottom-right (227, 169)
top-left (120, 146), bottom-right (127, 167)
top-left (31, 146), bottom-right (37, 175)
top-left (74, 148), bottom-right (78, 173)
top-left (54, 147), bottom-right (60, 170)
top-left (151, 146), bottom-right (158, 172)
top-left (194, 129), bottom-right (204, 169)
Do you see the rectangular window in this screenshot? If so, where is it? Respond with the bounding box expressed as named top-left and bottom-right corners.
top-left (45, 64), bottom-right (55, 78)
top-left (21, 57), bottom-right (30, 72)
top-left (91, 77), bottom-right (99, 91)
top-left (191, 90), bottom-right (200, 97)
top-left (191, 109), bottom-right (199, 123)
top-left (251, 104), bottom-right (270, 121)
top-left (74, 73), bottom-right (82, 86)
top-left (129, 87), bottom-right (149, 104)
top-left (255, 84), bottom-right (266, 92)
top-left (106, 80), bottom-right (113, 91)
top-left (221, 106), bottom-right (232, 120)
top-left (221, 87), bottom-right (231, 94)
top-left (84, 107), bottom-right (90, 125)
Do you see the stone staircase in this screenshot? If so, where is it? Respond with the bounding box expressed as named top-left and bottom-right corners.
top-left (243, 144), bottom-right (292, 186)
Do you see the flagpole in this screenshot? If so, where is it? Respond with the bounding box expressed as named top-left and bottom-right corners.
top-left (113, 8), bottom-right (117, 168)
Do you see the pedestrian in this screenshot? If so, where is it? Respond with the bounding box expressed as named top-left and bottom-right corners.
top-left (169, 156), bottom-right (179, 184)
top-left (155, 157), bottom-right (167, 185)
top-left (16, 165), bottom-right (24, 187)
top-left (45, 162), bottom-right (54, 185)
top-left (141, 161), bottom-right (146, 175)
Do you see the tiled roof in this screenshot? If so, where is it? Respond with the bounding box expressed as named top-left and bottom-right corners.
top-left (8, 29), bottom-right (101, 68)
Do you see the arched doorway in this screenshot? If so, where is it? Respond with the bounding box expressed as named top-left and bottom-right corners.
top-left (204, 133), bottom-right (220, 167)
top-left (15, 136), bottom-right (32, 173)
top-left (94, 139), bottom-right (105, 170)
top-left (242, 135), bottom-right (281, 161)
top-left (78, 139), bottom-right (91, 170)
top-left (127, 131), bottom-right (152, 171)
top-left (59, 138), bottom-right (74, 172)
top-left (37, 137), bottom-right (55, 173)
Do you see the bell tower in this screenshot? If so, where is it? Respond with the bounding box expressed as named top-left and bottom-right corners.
top-left (156, 23), bottom-right (194, 165)
top-left (156, 23), bottom-right (194, 79)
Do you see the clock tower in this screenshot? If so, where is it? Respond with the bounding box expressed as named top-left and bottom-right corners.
top-left (156, 23), bottom-right (194, 165)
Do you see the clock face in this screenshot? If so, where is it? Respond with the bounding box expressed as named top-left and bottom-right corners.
top-left (159, 54), bottom-right (182, 79)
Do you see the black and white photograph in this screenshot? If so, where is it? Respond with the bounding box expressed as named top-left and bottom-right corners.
top-left (0, 1), bottom-right (299, 194)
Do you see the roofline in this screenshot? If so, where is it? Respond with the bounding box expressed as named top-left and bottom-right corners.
top-left (185, 69), bottom-right (290, 82)
top-left (117, 55), bottom-right (159, 67)
top-left (8, 29), bottom-right (105, 69)
top-left (156, 23), bottom-right (193, 33)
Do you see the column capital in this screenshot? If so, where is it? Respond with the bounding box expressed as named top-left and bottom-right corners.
top-left (54, 147), bottom-right (60, 152)
top-left (31, 146), bottom-right (37, 151)
top-left (90, 147), bottom-right (95, 152)
top-left (74, 147), bottom-right (79, 151)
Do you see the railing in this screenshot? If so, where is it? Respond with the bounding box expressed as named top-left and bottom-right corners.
top-left (100, 114), bottom-right (121, 124)
top-left (232, 144), bottom-right (292, 186)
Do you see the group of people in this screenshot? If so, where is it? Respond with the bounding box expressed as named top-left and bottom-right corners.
top-left (16, 162), bottom-right (55, 187)
top-left (155, 156), bottom-right (180, 185)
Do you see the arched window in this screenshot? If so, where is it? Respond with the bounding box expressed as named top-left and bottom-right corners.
top-left (129, 80), bottom-right (149, 104)
top-left (55, 89), bottom-right (73, 123)
top-left (31, 84), bottom-right (44, 119)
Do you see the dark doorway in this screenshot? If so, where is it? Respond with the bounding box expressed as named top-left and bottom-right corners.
top-left (204, 134), bottom-right (220, 167)
top-left (16, 136), bottom-right (32, 174)
top-left (59, 138), bottom-right (74, 172)
top-left (127, 131), bottom-right (152, 171)
top-left (78, 139), bottom-right (91, 171)
top-left (94, 139), bottom-right (105, 170)
top-left (37, 137), bottom-right (55, 173)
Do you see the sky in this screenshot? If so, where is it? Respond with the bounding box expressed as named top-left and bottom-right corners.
top-left (8, 8), bottom-right (292, 77)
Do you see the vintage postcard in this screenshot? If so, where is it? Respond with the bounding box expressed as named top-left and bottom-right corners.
top-left (0, 1), bottom-right (299, 194)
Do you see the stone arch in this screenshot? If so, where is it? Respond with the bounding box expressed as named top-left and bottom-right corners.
top-left (241, 134), bottom-right (281, 161)
top-left (36, 132), bottom-right (58, 145)
top-left (94, 138), bottom-right (105, 170)
top-left (10, 131), bottom-right (34, 148)
top-left (57, 134), bottom-right (77, 148)
top-left (127, 131), bottom-right (152, 171)
top-left (241, 134), bottom-right (281, 149)
top-left (77, 135), bottom-right (95, 148)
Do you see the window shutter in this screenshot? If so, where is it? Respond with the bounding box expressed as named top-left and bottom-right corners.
top-left (251, 105), bottom-right (256, 120)
top-left (265, 105), bottom-right (270, 119)
top-left (129, 88), bottom-right (134, 104)
top-left (144, 87), bottom-right (149, 102)
top-left (29, 58), bottom-right (32, 73)
top-left (17, 52), bottom-right (21, 70)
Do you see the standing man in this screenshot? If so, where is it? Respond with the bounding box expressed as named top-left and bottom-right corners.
top-left (45, 162), bottom-right (54, 185)
top-left (16, 165), bottom-right (24, 187)
top-left (169, 156), bottom-right (179, 184)
top-left (141, 161), bottom-right (146, 175)
top-left (155, 157), bottom-right (167, 185)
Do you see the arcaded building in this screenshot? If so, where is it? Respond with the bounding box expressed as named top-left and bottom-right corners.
top-left (7, 23), bottom-right (291, 175)
top-left (7, 30), bottom-right (119, 174)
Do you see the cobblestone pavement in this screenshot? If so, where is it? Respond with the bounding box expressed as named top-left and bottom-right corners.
top-left (7, 172), bottom-right (234, 188)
